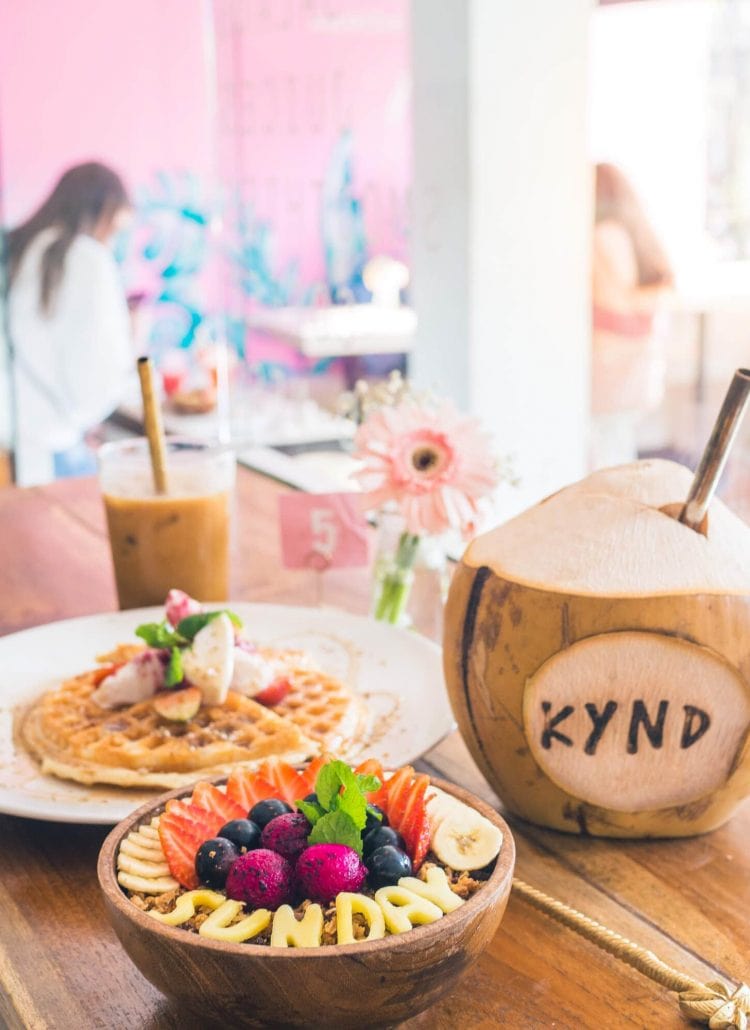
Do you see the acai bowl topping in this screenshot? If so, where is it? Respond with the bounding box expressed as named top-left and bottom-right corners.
top-left (117, 757), bottom-right (503, 947)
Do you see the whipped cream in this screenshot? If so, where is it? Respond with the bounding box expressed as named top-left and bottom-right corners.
top-left (230, 649), bottom-right (285, 697)
top-left (91, 651), bottom-right (165, 709)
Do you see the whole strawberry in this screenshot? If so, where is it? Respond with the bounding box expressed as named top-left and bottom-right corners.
top-left (295, 844), bottom-right (367, 904)
top-left (260, 812), bottom-right (311, 862)
top-left (225, 849), bottom-right (293, 910)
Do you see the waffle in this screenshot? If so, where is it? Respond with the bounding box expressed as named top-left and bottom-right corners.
top-left (265, 652), bottom-right (371, 759)
top-left (96, 643), bottom-right (147, 665)
top-left (21, 670), bottom-right (318, 789)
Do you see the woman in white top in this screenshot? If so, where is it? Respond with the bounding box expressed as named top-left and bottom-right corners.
top-left (5, 162), bottom-right (134, 485)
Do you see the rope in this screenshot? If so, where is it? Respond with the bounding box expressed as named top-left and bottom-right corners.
top-left (512, 878), bottom-right (750, 1029)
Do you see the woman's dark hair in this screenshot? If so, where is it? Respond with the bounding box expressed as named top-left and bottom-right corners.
top-left (595, 163), bottom-right (673, 288)
top-left (6, 161), bottom-right (130, 312)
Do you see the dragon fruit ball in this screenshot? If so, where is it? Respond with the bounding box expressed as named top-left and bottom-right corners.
top-left (225, 849), bottom-right (293, 910)
top-left (295, 844), bottom-right (367, 904)
top-left (260, 812), bottom-right (311, 862)
top-left (164, 588), bottom-right (202, 628)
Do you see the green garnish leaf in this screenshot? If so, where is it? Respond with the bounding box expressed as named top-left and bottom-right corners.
top-left (296, 800), bottom-right (325, 826)
top-left (336, 784), bottom-right (367, 829)
top-left (308, 811), bottom-right (363, 856)
top-left (164, 646), bottom-right (184, 688)
top-left (135, 621), bottom-right (187, 649)
top-left (314, 762), bottom-right (341, 810)
top-left (177, 609), bottom-right (243, 640)
top-left (357, 774), bottom-right (381, 794)
top-left (365, 803), bottom-right (383, 825)
top-left (315, 760), bottom-right (367, 830)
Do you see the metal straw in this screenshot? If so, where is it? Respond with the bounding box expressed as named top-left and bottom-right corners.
top-left (679, 368), bottom-right (750, 531)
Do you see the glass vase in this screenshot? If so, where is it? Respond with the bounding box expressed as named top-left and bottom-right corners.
top-left (371, 509), bottom-right (449, 635)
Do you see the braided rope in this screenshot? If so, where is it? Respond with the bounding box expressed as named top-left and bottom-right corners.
top-left (512, 878), bottom-right (750, 1029)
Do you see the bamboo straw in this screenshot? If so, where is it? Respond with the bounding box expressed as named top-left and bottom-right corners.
top-left (137, 356), bottom-right (169, 495)
top-left (679, 368), bottom-right (750, 531)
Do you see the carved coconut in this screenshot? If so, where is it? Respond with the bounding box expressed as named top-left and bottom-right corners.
top-left (443, 459), bottom-right (750, 837)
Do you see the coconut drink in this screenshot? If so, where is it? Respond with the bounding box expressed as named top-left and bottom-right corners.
top-left (443, 457), bottom-right (750, 838)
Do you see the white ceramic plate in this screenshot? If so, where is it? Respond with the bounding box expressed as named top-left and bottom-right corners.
top-left (0, 603), bottom-right (453, 824)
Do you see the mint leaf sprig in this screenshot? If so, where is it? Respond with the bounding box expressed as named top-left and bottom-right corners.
top-left (176, 610), bottom-right (242, 639)
top-left (136, 609), bottom-right (243, 651)
top-left (135, 608), bottom-right (243, 691)
top-left (135, 621), bottom-right (187, 649)
top-left (296, 760), bottom-right (382, 857)
top-left (164, 646), bottom-right (184, 687)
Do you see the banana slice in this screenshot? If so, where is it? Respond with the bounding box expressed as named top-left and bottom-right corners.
top-left (117, 871), bottom-right (180, 894)
top-left (116, 821), bottom-right (179, 894)
top-left (425, 787), bottom-right (461, 830)
top-left (430, 797), bottom-right (503, 871)
top-left (122, 833), bottom-right (165, 861)
top-left (182, 613), bottom-right (235, 705)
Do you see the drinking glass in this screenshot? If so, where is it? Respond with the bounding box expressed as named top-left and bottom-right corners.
top-left (98, 438), bottom-right (235, 609)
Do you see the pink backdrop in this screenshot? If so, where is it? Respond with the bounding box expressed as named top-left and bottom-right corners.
top-left (0, 0), bottom-right (411, 362)
top-left (0, 0), bottom-right (213, 227)
top-left (214, 0), bottom-right (411, 296)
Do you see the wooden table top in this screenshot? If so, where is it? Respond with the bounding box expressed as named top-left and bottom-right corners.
top-left (0, 469), bottom-right (748, 1030)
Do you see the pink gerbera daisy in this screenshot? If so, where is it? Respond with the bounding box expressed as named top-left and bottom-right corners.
top-left (352, 399), bottom-right (498, 538)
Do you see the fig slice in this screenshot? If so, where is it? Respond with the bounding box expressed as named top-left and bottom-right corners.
top-left (153, 686), bottom-right (202, 722)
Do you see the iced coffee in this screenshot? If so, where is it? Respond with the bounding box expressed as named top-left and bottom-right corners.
top-left (98, 438), bottom-right (235, 609)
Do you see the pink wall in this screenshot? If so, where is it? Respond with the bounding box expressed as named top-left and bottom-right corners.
top-left (0, 0), bottom-right (412, 359)
top-left (214, 0), bottom-right (411, 295)
top-left (0, 0), bottom-right (214, 225)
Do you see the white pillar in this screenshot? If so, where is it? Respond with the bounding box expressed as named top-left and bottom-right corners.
top-left (411, 0), bottom-right (593, 516)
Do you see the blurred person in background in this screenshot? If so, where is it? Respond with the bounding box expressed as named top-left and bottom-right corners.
top-left (5, 161), bottom-right (134, 485)
top-left (590, 162), bottom-right (674, 467)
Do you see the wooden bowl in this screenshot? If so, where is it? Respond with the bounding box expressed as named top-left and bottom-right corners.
top-left (98, 777), bottom-right (515, 1029)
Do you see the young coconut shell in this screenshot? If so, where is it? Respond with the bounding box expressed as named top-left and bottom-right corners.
top-left (443, 459), bottom-right (750, 838)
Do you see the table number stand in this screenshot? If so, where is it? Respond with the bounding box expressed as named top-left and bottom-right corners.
top-left (304, 546), bottom-right (332, 610)
top-left (278, 492), bottom-right (371, 610)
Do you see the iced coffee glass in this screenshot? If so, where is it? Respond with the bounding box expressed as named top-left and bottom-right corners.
top-left (98, 438), bottom-right (235, 609)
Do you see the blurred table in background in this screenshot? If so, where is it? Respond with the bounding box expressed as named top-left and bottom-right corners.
top-left (246, 303), bottom-right (417, 359)
top-left (111, 377), bottom-right (359, 495)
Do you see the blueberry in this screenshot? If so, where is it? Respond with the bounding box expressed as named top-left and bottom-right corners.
top-left (363, 825), bottom-right (405, 858)
top-left (303, 793), bottom-right (318, 804)
top-left (364, 803), bottom-right (388, 834)
top-left (367, 845), bottom-right (412, 889)
top-left (218, 818), bottom-right (262, 853)
top-left (249, 798), bottom-right (293, 828)
top-left (195, 837), bottom-right (239, 889)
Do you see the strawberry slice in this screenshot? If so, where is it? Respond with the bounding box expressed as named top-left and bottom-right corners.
top-left (401, 774), bottom-right (429, 825)
top-left (158, 801), bottom-right (224, 888)
top-left (381, 766), bottom-right (415, 828)
top-left (299, 753), bottom-right (336, 796)
top-left (254, 677), bottom-right (292, 707)
top-left (404, 803), bottom-right (432, 872)
top-left (398, 774), bottom-right (430, 870)
top-left (190, 781), bottom-right (246, 824)
top-left (258, 758), bottom-right (308, 804)
top-left (91, 662), bottom-right (123, 686)
top-left (225, 770), bottom-right (278, 812)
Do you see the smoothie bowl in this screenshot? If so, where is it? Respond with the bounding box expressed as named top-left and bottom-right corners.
top-left (98, 757), bottom-right (515, 1029)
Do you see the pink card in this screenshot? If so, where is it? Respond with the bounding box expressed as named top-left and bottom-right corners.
top-left (278, 493), bottom-right (371, 570)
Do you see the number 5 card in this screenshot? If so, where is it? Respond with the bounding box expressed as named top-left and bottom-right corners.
top-left (278, 493), bottom-right (371, 570)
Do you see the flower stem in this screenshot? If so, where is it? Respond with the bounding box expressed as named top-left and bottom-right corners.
top-left (373, 532), bottom-right (420, 625)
